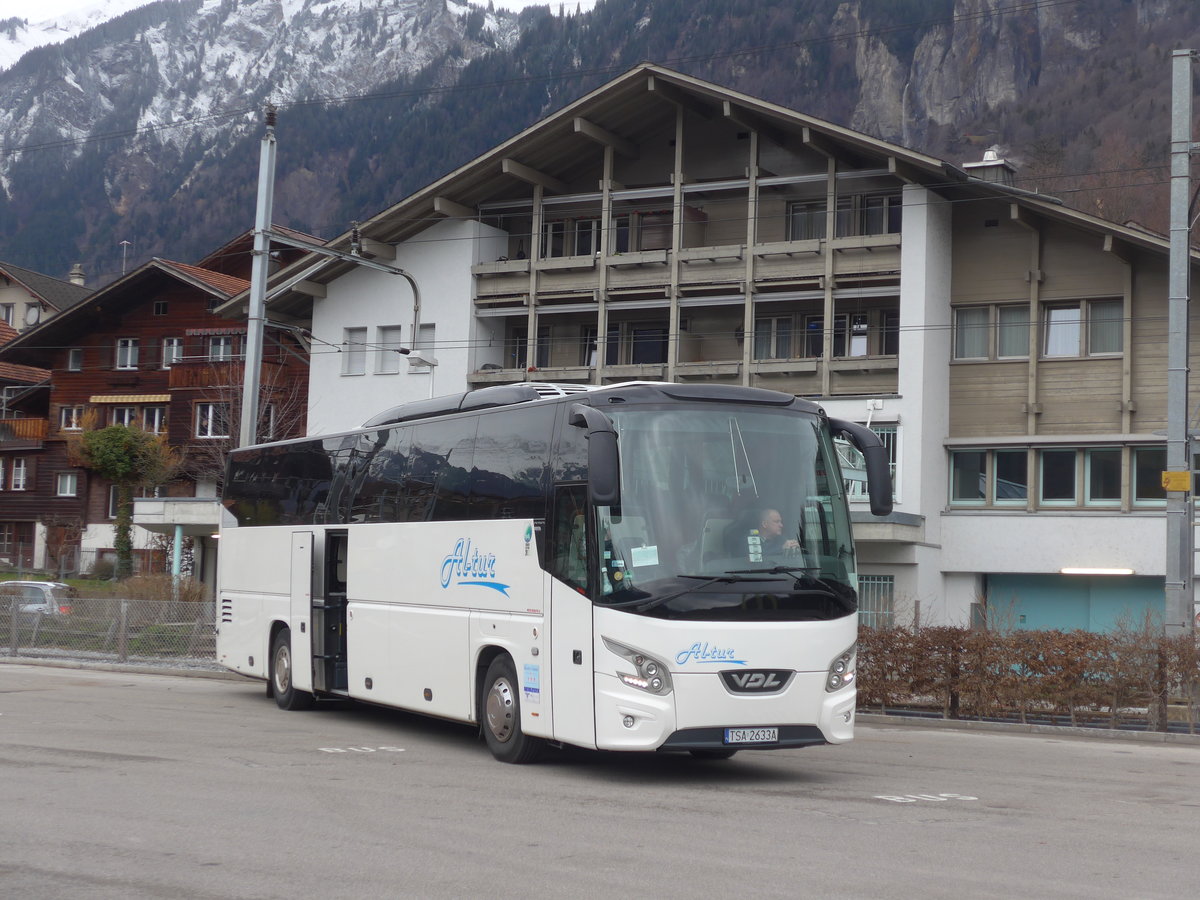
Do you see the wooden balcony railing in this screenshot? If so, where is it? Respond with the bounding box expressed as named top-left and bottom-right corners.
top-left (0, 417), bottom-right (49, 445)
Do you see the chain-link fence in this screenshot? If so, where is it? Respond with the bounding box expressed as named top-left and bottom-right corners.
top-left (2, 597), bottom-right (217, 667)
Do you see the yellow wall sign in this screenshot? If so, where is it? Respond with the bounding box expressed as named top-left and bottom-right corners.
top-left (1161, 470), bottom-right (1192, 492)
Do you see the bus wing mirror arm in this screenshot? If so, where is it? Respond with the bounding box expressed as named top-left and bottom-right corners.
top-left (569, 404), bottom-right (621, 508)
top-left (828, 418), bottom-right (893, 517)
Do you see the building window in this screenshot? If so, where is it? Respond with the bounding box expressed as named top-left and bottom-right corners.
top-left (1133, 446), bottom-right (1166, 506)
top-left (993, 449), bottom-right (1028, 504)
top-left (162, 338), bottom-right (184, 368)
top-left (116, 338), bottom-right (139, 370)
top-left (56, 472), bottom-right (78, 497)
top-left (208, 336), bottom-right (235, 361)
top-left (541, 221), bottom-right (566, 259)
top-left (953, 304), bottom-right (1030, 360)
top-left (195, 403), bottom-right (230, 438)
top-left (997, 305), bottom-right (1031, 358)
top-left (1039, 449), bottom-right (1077, 504)
top-left (611, 215), bottom-right (631, 253)
top-left (0, 304), bottom-right (12, 325)
top-left (787, 201), bottom-right (826, 241)
top-left (59, 406), bottom-right (84, 431)
top-left (375, 325), bottom-right (404, 375)
top-left (342, 327), bottom-right (367, 375)
top-left (575, 219), bottom-right (600, 256)
top-left (953, 307), bottom-right (988, 359)
top-left (143, 407), bottom-right (167, 434)
top-left (1085, 448), bottom-right (1121, 506)
top-left (580, 326), bottom-right (598, 366)
top-left (803, 315), bottom-right (852, 358)
top-left (111, 406), bottom-right (137, 427)
top-left (754, 317), bottom-right (794, 360)
top-left (11, 458), bottom-right (27, 491)
top-left (510, 326), bottom-right (551, 369)
top-left (67, 348), bottom-right (84, 371)
top-left (1044, 299), bottom-right (1123, 357)
top-left (835, 193), bottom-right (901, 238)
top-left (950, 451), bottom-right (987, 504)
top-left (857, 575), bottom-right (895, 629)
top-left (153, 300), bottom-right (169, 316)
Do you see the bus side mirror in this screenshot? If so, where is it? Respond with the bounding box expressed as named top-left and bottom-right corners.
top-left (569, 404), bottom-right (621, 507)
top-left (828, 418), bottom-right (893, 517)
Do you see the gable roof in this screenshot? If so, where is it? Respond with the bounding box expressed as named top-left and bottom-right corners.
top-left (0, 260), bottom-right (93, 312)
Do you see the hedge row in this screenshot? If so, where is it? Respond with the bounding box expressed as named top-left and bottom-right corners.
top-left (856, 625), bottom-right (1200, 732)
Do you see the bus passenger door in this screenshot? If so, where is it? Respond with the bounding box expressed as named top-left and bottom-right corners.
top-left (548, 486), bottom-right (596, 749)
top-left (289, 531), bottom-right (314, 694)
top-left (312, 531), bottom-right (348, 693)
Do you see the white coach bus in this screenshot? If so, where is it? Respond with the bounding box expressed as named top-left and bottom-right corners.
top-left (216, 382), bottom-right (892, 763)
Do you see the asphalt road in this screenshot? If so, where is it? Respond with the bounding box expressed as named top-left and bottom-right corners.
top-left (1, 663), bottom-right (1197, 900)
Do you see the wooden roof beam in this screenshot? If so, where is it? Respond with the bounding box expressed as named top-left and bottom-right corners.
top-left (722, 101), bottom-right (787, 148)
top-left (573, 117), bottom-right (638, 158)
top-left (646, 75), bottom-right (715, 119)
top-left (433, 196), bottom-right (477, 219)
top-left (801, 126), bottom-right (840, 160)
top-left (501, 158), bottom-right (568, 194)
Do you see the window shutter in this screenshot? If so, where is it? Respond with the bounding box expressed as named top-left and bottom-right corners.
top-left (99, 344), bottom-right (114, 369)
top-left (143, 340), bottom-right (160, 369)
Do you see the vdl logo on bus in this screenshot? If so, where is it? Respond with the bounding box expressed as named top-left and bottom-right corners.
top-left (440, 538), bottom-right (510, 596)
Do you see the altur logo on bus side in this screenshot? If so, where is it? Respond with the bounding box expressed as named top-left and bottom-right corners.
top-left (440, 538), bottom-right (510, 596)
top-left (720, 670), bottom-right (793, 693)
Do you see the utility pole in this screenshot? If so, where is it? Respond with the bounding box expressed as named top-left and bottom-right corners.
top-left (1165, 50), bottom-right (1197, 636)
top-left (239, 105), bottom-right (277, 449)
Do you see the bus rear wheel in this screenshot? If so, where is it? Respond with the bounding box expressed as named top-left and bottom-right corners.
top-left (271, 628), bottom-right (314, 711)
top-left (482, 655), bottom-right (543, 764)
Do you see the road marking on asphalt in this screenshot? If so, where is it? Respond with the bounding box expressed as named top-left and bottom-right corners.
top-left (875, 792), bottom-right (978, 803)
top-left (318, 746), bottom-right (407, 753)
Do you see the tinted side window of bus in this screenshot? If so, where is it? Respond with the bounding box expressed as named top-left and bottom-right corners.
top-left (471, 406), bottom-right (554, 521)
top-left (348, 429), bottom-right (409, 523)
top-left (406, 418), bottom-right (478, 522)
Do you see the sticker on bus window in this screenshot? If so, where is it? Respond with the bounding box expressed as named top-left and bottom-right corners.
top-left (523, 664), bottom-right (541, 703)
top-left (630, 545), bottom-right (659, 568)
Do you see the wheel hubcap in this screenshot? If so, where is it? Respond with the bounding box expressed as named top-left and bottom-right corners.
top-left (275, 644), bottom-right (291, 693)
top-left (486, 676), bottom-right (515, 743)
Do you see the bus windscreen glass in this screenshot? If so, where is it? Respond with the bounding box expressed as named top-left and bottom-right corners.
top-left (596, 406), bottom-right (857, 621)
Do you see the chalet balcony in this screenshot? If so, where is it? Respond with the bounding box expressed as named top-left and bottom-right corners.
top-left (0, 417), bottom-right (48, 449)
top-left (167, 358), bottom-right (286, 391)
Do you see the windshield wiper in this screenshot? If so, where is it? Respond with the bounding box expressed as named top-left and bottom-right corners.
top-left (724, 566), bottom-right (846, 600)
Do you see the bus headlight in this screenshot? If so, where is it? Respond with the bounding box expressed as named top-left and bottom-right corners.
top-left (602, 637), bottom-right (673, 696)
top-left (825, 643), bottom-right (856, 692)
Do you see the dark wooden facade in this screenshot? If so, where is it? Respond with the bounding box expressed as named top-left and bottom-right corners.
top-left (0, 234), bottom-right (311, 573)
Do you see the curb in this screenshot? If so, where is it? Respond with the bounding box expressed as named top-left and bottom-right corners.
top-left (0, 655), bottom-right (246, 681)
top-left (857, 712), bottom-right (1200, 745)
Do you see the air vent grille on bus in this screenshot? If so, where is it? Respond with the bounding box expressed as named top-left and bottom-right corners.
top-left (526, 382), bottom-right (593, 398)
top-left (220, 597), bottom-right (233, 624)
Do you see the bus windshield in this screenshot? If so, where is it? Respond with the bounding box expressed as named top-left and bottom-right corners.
top-left (595, 405), bottom-right (857, 621)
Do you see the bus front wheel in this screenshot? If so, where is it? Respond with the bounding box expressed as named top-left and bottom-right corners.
top-left (482, 655), bottom-right (543, 764)
top-left (271, 628), bottom-right (314, 711)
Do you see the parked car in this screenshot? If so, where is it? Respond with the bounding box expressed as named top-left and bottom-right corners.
top-left (0, 581), bottom-right (76, 616)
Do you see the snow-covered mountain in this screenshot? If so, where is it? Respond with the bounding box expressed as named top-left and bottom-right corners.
top-left (0, 0), bottom-right (526, 278)
top-left (0, 0), bottom-right (167, 72)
